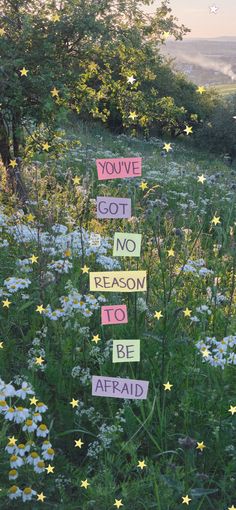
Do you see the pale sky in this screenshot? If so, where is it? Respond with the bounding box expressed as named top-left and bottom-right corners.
top-left (148, 0), bottom-right (236, 38)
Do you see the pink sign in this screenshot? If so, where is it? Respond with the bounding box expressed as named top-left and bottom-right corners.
top-left (101, 305), bottom-right (128, 325)
top-left (92, 375), bottom-right (149, 399)
top-left (97, 197), bottom-right (131, 219)
top-left (96, 157), bottom-right (142, 180)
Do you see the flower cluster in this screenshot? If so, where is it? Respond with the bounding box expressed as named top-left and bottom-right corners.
top-left (179, 259), bottom-right (214, 277)
top-left (3, 277), bottom-right (31, 294)
top-left (196, 336), bottom-right (236, 368)
top-left (0, 378), bottom-right (53, 502)
top-left (44, 287), bottom-right (106, 321)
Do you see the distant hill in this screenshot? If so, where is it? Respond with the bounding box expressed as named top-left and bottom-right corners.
top-left (162, 38), bottom-right (236, 86)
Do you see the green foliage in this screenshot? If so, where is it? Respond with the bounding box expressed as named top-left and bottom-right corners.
top-left (0, 124), bottom-right (235, 508)
top-left (194, 94), bottom-right (236, 159)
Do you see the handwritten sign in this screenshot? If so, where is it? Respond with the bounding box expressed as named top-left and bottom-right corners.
top-left (112, 340), bottom-right (140, 362)
top-left (113, 233), bottom-right (141, 257)
top-left (96, 197), bottom-right (131, 219)
top-left (89, 233), bottom-right (101, 247)
top-left (96, 157), bottom-right (142, 180)
top-left (92, 375), bottom-right (149, 399)
top-left (101, 305), bottom-right (128, 325)
top-left (89, 270), bottom-right (147, 292)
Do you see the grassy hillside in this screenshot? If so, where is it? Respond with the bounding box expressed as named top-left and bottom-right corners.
top-left (0, 122), bottom-right (236, 510)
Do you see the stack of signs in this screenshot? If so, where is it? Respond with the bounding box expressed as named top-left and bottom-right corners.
top-left (91, 157), bottom-right (149, 400)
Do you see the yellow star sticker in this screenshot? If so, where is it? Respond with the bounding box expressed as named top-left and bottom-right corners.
top-left (81, 479), bottom-right (90, 489)
top-left (75, 439), bottom-right (84, 448)
top-left (211, 215), bottom-right (221, 226)
top-left (228, 405), bottom-right (236, 415)
top-left (197, 86), bottom-right (206, 94)
top-left (201, 348), bottom-right (210, 358)
top-left (167, 248), bottom-right (175, 257)
top-left (42, 142), bottom-right (51, 151)
top-left (184, 126), bottom-right (193, 135)
top-left (9, 159), bottom-right (17, 168)
top-left (197, 174), bottom-right (206, 184)
top-left (196, 441), bottom-right (206, 451)
top-left (46, 464), bottom-right (55, 474)
top-left (182, 495), bottom-right (191, 505)
top-left (162, 31), bottom-right (170, 39)
top-left (228, 506), bottom-right (236, 510)
top-left (0, 28), bottom-right (6, 36)
top-left (36, 305), bottom-right (45, 314)
top-left (51, 87), bottom-right (59, 97)
top-left (163, 143), bottom-right (172, 152)
top-left (29, 396), bottom-right (38, 405)
top-left (70, 398), bottom-right (79, 408)
top-left (183, 308), bottom-right (192, 317)
top-left (92, 334), bottom-right (100, 344)
top-left (26, 213), bottom-right (35, 222)
top-left (8, 436), bottom-right (17, 446)
top-left (114, 500), bottom-right (123, 508)
top-left (140, 181), bottom-right (148, 191)
top-left (2, 299), bottom-right (11, 308)
top-left (52, 13), bottom-right (60, 22)
top-left (81, 265), bottom-right (89, 274)
top-left (29, 255), bottom-right (38, 264)
top-left (20, 67), bottom-right (29, 76)
top-left (163, 381), bottom-right (173, 391)
top-left (72, 176), bottom-right (81, 185)
top-left (137, 460), bottom-right (147, 469)
top-left (129, 111), bottom-right (138, 120)
top-left (37, 492), bottom-right (46, 502)
top-left (35, 356), bottom-right (45, 366)
top-left (0, 341), bottom-right (4, 349)
top-left (154, 310), bottom-right (163, 320)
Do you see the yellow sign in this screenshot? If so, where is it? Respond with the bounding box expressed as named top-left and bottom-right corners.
top-left (89, 271), bottom-right (147, 292)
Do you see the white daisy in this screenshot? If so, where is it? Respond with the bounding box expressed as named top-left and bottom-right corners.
top-left (42, 447), bottom-right (55, 461)
top-left (9, 469), bottom-right (18, 480)
top-left (23, 419), bottom-right (37, 433)
top-left (10, 455), bottom-right (24, 469)
top-left (16, 443), bottom-right (27, 457)
top-left (14, 406), bottom-right (29, 423)
top-left (15, 382), bottom-right (34, 400)
top-left (8, 485), bottom-right (22, 499)
top-left (0, 399), bottom-right (8, 413)
top-left (5, 407), bottom-right (15, 421)
top-left (22, 487), bottom-right (36, 502)
top-left (36, 423), bottom-right (49, 437)
top-left (35, 402), bottom-right (48, 413)
top-left (41, 440), bottom-right (52, 450)
top-left (32, 411), bottom-right (42, 423)
top-left (34, 460), bottom-right (45, 473)
top-left (27, 451), bottom-right (40, 465)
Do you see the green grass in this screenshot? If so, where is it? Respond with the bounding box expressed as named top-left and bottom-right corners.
top-left (213, 83), bottom-right (236, 96)
top-left (0, 121), bottom-right (235, 510)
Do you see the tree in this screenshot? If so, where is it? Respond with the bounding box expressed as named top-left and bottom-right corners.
top-left (0, 0), bottom-right (191, 192)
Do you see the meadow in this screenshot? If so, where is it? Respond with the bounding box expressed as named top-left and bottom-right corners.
top-left (0, 120), bottom-right (236, 509)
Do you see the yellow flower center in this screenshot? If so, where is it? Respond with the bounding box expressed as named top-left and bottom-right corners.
top-left (18, 444), bottom-right (25, 449)
top-left (9, 469), bottom-right (17, 476)
top-left (10, 455), bottom-right (17, 461)
top-left (47, 448), bottom-right (54, 455)
top-left (37, 461), bottom-right (45, 468)
top-left (16, 406), bottom-right (24, 412)
top-left (9, 486), bottom-right (18, 493)
top-left (23, 487), bottom-right (32, 495)
top-left (0, 400), bottom-right (7, 406)
top-left (25, 419), bottom-right (33, 426)
top-left (31, 452), bottom-right (39, 459)
top-left (39, 424), bottom-right (47, 431)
